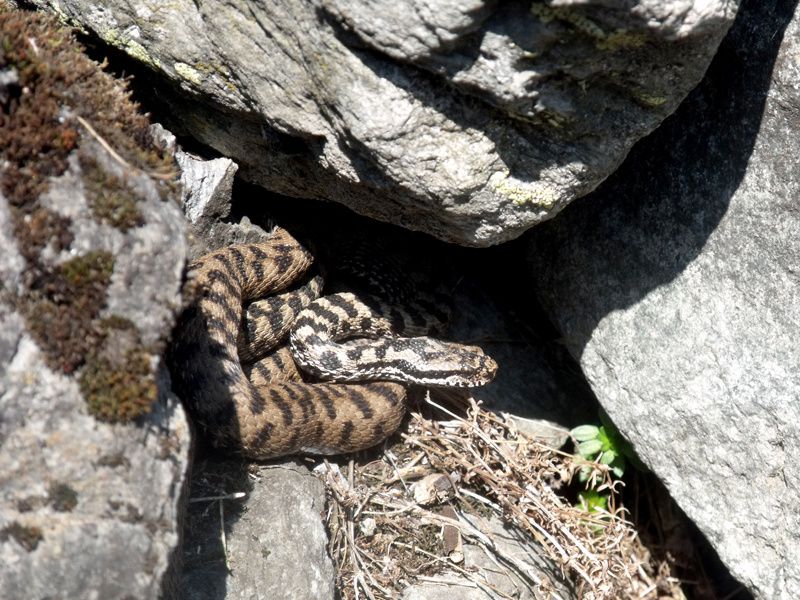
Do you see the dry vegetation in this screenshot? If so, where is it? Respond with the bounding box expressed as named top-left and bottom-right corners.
top-left (320, 394), bottom-right (685, 599)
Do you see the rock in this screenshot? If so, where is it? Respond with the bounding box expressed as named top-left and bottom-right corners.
top-left (175, 150), bottom-right (238, 227)
top-left (450, 279), bottom-right (597, 432)
top-left (0, 11), bottom-right (189, 599)
top-left (29, 0), bottom-right (737, 245)
top-left (181, 458), bottom-right (336, 600)
top-left (526, 2), bottom-right (800, 597)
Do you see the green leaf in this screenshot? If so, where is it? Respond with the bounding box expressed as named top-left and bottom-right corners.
top-left (599, 450), bottom-right (617, 465)
top-left (610, 454), bottom-right (626, 478)
top-left (577, 489), bottom-right (608, 513)
top-left (571, 425), bottom-right (600, 441)
top-left (577, 439), bottom-right (603, 458)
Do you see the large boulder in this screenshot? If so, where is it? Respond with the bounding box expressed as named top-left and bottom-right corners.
top-left (0, 11), bottom-right (189, 599)
top-left (527, 1), bottom-right (800, 597)
top-left (30, 0), bottom-right (737, 245)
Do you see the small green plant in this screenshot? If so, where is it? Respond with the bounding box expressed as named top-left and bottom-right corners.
top-left (570, 414), bottom-right (638, 515)
top-left (576, 488), bottom-right (608, 514)
top-left (571, 420), bottom-right (629, 481)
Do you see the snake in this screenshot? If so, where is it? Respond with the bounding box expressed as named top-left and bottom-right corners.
top-left (168, 227), bottom-right (497, 459)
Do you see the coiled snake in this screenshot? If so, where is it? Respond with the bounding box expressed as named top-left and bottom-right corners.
top-left (169, 227), bottom-right (497, 459)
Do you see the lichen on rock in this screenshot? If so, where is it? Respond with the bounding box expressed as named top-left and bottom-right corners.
top-left (0, 8), bottom-right (190, 599)
top-left (0, 8), bottom-right (180, 418)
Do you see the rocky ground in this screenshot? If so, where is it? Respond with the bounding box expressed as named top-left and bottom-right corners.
top-left (2, 1), bottom-right (798, 599)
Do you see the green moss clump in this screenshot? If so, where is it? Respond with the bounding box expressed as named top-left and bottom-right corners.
top-left (48, 482), bottom-right (78, 512)
top-left (25, 251), bottom-right (115, 374)
top-left (81, 155), bottom-right (145, 231)
top-left (1, 522), bottom-right (44, 552)
top-left (80, 347), bottom-right (157, 422)
top-left (59, 251), bottom-right (115, 288)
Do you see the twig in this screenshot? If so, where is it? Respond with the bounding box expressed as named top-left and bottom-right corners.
top-left (75, 115), bottom-right (177, 180)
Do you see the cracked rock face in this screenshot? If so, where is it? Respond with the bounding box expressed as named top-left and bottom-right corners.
top-left (31, 0), bottom-right (737, 245)
top-left (527, 2), bottom-right (800, 597)
top-left (0, 11), bottom-right (190, 599)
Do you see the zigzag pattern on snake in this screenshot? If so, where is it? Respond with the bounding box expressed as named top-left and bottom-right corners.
top-left (168, 227), bottom-right (497, 459)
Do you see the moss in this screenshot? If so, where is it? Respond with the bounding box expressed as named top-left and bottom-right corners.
top-left (77, 314), bottom-right (159, 423)
top-left (80, 347), bottom-right (157, 422)
top-left (1, 11), bottom-right (170, 422)
top-left (1, 522), bottom-right (44, 552)
top-left (60, 251), bottom-right (114, 287)
top-left (25, 251), bottom-right (114, 374)
top-left (16, 207), bottom-right (74, 265)
top-left (48, 482), bottom-right (78, 512)
top-left (81, 155), bottom-right (144, 231)
top-left (99, 314), bottom-right (136, 332)
top-left (0, 10), bottom-right (176, 207)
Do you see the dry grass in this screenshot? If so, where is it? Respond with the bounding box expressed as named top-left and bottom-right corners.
top-left (319, 393), bottom-right (684, 599)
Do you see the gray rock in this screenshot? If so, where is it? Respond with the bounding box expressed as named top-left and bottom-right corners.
top-left (452, 280), bottom-right (597, 433)
top-left (527, 3), bottom-right (800, 598)
top-left (155, 134), bottom-right (275, 258)
top-left (0, 13), bottom-right (191, 596)
top-left (176, 150), bottom-right (238, 227)
top-left (30, 0), bottom-right (737, 245)
top-left (0, 152), bottom-right (190, 599)
top-left (182, 459), bottom-right (336, 600)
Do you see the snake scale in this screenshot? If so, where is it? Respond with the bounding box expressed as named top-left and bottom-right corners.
top-left (168, 227), bottom-right (497, 459)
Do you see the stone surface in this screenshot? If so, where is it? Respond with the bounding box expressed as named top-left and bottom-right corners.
top-left (0, 143), bottom-right (190, 600)
top-left (175, 150), bottom-right (238, 227)
top-left (0, 11), bottom-right (190, 598)
top-left (526, 2), bottom-right (800, 598)
top-left (32, 0), bottom-right (737, 245)
top-left (182, 458), bottom-right (336, 600)
top-left (452, 279), bottom-right (597, 434)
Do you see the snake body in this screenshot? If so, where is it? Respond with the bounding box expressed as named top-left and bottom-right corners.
top-left (169, 227), bottom-right (497, 459)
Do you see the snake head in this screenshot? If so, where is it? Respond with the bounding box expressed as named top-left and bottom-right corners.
top-left (412, 341), bottom-right (498, 388)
